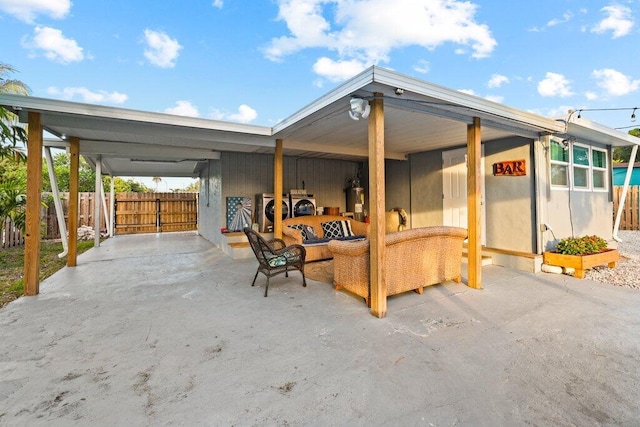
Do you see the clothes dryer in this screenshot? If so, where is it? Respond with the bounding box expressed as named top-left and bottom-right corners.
top-left (289, 194), bottom-right (317, 217)
top-left (256, 193), bottom-right (290, 232)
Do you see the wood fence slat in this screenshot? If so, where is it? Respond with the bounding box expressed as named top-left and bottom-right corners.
top-left (2, 192), bottom-right (198, 249)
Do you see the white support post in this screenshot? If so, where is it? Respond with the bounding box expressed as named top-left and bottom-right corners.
top-left (110, 176), bottom-right (115, 237)
top-left (94, 155), bottom-right (102, 247)
top-left (613, 144), bottom-right (638, 242)
top-left (44, 147), bottom-right (68, 258)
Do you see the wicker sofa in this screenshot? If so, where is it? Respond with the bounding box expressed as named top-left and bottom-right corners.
top-left (328, 226), bottom-right (467, 306)
top-left (282, 215), bottom-right (370, 262)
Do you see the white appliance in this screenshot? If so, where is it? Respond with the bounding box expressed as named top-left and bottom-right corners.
top-left (256, 193), bottom-right (290, 232)
top-left (289, 194), bottom-right (317, 218)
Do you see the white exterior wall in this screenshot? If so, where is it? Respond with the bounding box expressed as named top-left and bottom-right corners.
top-left (198, 159), bottom-right (223, 245)
top-left (536, 137), bottom-right (614, 252)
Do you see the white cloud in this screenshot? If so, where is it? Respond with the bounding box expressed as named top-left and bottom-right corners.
top-left (22, 26), bottom-right (84, 64)
top-left (585, 91), bottom-right (598, 101)
top-left (592, 68), bottom-right (640, 96)
top-left (547, 11), bottom-right (573, 27)
top-left (413, 59), bottom-right (430, 74)
top-left (47, 86), bottom-right (128, 104)
top-left (143, 29), bottom-right (182, 68)
top-left (487, 73), bottom-right (509, 88)
top-left (212, 0), bottom-right (223, 8)
top-left (534, 105), bottom-right (579, 118)
top-left (312, 57), bottom-right (367, 82)
top-left (210, 104), bottom-right (258, 124)
top-left (592, 5), bottom-right (634, 38)
top-left (165, 100), bottom-right (200, 117)
top-left (484, 95), bottom-right (503, 103)
top-left (0, 0), bottom-right (70, 23)
top-left (537, 72), bottom-right (573, 97)
top-left (265, 0), bottom-right (496, 81)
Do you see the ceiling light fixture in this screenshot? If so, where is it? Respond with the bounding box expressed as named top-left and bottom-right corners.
top-left (348, 98), bottom-right (371, 121)
top-left (394, 88), bottom-right (404, 96)
top-left (632, 108), bottom-right (637, 122)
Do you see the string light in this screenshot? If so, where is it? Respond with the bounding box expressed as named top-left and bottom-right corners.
top-left (572, 106), bottom-right (638, 118)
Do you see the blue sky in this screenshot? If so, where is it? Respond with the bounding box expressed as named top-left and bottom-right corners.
top-left (1, 0), bottom-right (639, 188)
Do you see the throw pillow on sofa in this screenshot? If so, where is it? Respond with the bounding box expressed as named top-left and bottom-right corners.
top-left (287, 224), bottom-right (317, 241)
top-left (321, 220), bottom-right (354, 239)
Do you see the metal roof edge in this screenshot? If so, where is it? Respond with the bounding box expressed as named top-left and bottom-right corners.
top-left (371, 67), bottom-right (566, 134)
top-left (0, 93), bottom-right (272, 136)
top-left (272, 66), bottom-right (376, 134)
top-left (565, 115), bottom-right (640, 146)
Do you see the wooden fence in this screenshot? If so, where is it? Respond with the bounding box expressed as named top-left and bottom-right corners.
top-left (114, 193), bottom-right (198, 234)
top-left (613, 185), bottom-right (640, 231)
top-left (1, 192), bottom-right (198, 249)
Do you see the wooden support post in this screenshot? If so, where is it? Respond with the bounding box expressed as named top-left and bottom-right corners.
top-left (368, 93), bottom-right (387, 318)
top-left (67, 137), bottom-right (79, 267)
top-left (274, 139), bottom-right (284, 239)
top-left (467, 117), bottom-right (483, 289)
top-left (23, 112), bottom-right (43, 295)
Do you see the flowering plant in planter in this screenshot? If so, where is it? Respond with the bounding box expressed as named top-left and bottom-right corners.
top-left (554, 235), bottom-right (607, 256)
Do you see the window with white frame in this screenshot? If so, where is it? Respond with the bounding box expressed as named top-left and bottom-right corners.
top-left (550, 140), bottom-right (569, 187)
top-left (572, 143), bottom-right (590, 190)
top-left (550, 139), bottom-right (609, 191)
top-left (592, 148), bottom-right (608, 191)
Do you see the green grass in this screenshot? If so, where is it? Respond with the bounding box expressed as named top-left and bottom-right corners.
top-left (0, 240), bottom-right (95, 309)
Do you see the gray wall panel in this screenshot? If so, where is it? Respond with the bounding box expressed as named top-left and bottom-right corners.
top-left (409, 150), bottom-right (444, 228)
top-left (198, 159), bottom-right (222, 245)
top-left (484, 137), bottom-right (535, 252)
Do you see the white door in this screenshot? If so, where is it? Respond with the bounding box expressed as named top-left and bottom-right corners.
top-left (442, 147), bottom-right (486, 244)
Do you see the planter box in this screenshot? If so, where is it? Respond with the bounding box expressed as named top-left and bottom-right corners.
top-left (543, 249), bottom-right (619, 279)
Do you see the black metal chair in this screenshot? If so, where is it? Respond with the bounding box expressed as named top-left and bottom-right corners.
top-left (244, 227), bottom-right (307, 297)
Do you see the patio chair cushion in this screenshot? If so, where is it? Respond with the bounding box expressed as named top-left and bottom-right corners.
top-left (265, 249), bottom-right (303, 267)
top-left (321, 220), bottom-right (354, 239)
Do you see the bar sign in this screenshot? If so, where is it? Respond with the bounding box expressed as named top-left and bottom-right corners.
top-left (493, 159), bottom-right (526, 176)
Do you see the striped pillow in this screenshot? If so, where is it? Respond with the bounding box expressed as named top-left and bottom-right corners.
top-left (321, 220), bottom-right (354, 239)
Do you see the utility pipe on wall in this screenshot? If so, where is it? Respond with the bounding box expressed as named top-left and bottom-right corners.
top-left (613, 144), bottom-right (638, 242)
top-left (44, 147), bottom-right (68, 258)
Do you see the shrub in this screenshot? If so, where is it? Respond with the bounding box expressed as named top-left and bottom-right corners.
top-left (555, 235), bottom-right (608, 255)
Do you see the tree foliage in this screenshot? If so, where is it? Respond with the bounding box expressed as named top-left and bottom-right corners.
top-left (612, 128), bottom-right (640, 164)
top-left (0, 63), bottom-right (29, 161)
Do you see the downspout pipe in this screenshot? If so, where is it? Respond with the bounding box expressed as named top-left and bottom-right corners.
top-left (613, 144), bottom-right (638, 242)
top-left (44, 147), bottom-right (68, 258)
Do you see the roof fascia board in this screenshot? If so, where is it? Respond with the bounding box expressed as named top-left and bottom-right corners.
top-left (0, 93), bottom-right (272, 136)
top-left (566, 116), bottom-right (640, 146)
top-left (372, 67), bottom-right (565, 134)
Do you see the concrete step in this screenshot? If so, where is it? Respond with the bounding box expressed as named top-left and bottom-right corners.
top-left (221, 231), bottom-right (273, 260)
top-left (462, 252), bottom-right (493, 266)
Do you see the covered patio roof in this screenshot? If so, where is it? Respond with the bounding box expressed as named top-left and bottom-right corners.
top-left (3, 66), bottom-right (639, 317)
top-left (1, 66), bottom-right (636, 177)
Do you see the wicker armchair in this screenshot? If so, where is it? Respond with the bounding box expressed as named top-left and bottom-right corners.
top-left (328, 226), bottom-right (467, 306)
top-left (244, 227), bottom-right (307, 297)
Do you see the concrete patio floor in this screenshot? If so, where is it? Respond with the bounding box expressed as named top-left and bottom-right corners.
top-left (1, 231), bottom-right (639, 425)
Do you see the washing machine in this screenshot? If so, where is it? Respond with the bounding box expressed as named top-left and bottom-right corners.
top-left (256, 193), bottom-right (290, 232)
top-left (289, 194), bottom-right (317, 217)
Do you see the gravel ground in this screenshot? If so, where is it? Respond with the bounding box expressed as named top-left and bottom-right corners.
top-left (585, 230), bottom-right (640, 289)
